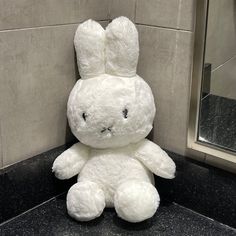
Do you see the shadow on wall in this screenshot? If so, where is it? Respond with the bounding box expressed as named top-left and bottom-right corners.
top-left (65, 121), bottom-right (77, 146)
top-left (65, 50), bottom-right (80, 145)
top-left (234, 1), bottom-right (236, 36)
top-left (74, 49), bottom-right (80, 81)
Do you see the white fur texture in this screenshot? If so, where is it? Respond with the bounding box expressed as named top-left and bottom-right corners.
top-left (67, 74), bottom-right (155, 149)
top-left (67, 181), bottom-right (105, 221)
top-left (78, 145), bottom-right (155, 207)
top-left (53, 17), bottom-right (176, 223)
top-left (106, 16), bottom-right (139, 77)
top-left (74, 16), bottom-right (138, 78)
top-left (52, 142), bottom-right (89, 179)
top-left (114, 181), bottom-right (159, 223)
top-left (74, 19), bottom-right (105, 79)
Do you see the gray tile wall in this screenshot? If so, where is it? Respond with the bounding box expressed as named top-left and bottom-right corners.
top-left (0, 1), bottom-right (109, 167)
top-left (137, 26), bottom-right (193, 154)
top-left (205, 0), bottom-right (236, 99)
top-left (135, 0), bottom-right (195, 31)
top-left (1, 0), bottom-right (196, 168)
top-left (0, 0), bottom-right (109, 30)
top-left (109, 0), bottom-right (136, 21)
top-left (110, 0), bottom-right (195, 155)
top-left (210, 56), bottom-right (236, 100)
top-left (205, 0), bottom-right (236, 70)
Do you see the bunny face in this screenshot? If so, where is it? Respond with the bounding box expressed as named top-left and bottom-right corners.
top-left (67, 74), bottom-right (155, 149)
top-left (68, 16), bottom-right (156, 148)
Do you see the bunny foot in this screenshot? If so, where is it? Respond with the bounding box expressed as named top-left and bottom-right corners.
top-left (66, 181), bottom-right (105, 221)
top-left (114, 181), bottom-right (159, 223)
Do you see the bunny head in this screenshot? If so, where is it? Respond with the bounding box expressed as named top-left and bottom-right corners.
top-left (68, 17), bottom-right (156, 149)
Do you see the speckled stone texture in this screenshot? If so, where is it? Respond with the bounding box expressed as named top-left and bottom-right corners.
top-left (1, 144), bottom-right (236, 232)
top-left (156, 152), bottom-right (236, 228)
top-left (0, 144), bottom-right (76, 223)
top-left (199, 94), bottom-right (236, 152)
top-left (1, 194), bottom-right (236, 236)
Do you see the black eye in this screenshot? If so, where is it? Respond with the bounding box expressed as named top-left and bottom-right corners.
top-left (122, 108), bottom-right (128, 119)
top-left (82, 112), bottom-right (87, 121)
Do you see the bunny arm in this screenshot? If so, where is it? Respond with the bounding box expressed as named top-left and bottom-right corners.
top-left (133, 139), bottom-right (176, 179)
top-left (52, 142), bottom-right (90, 180)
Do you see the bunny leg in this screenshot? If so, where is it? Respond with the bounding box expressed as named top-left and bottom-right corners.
top-left (67, 181), bottom-right (105, 221)
top-left (114, 181), bottom-right (159, 223)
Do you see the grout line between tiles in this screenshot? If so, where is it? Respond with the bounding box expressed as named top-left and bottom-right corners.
top-left (177, 0), bottom-right (182, 30)
top-left (107, 0), bottom-right (111, 19)
top-left (0, 192), bottom-right (66, 227)
top-left (201, 93), bottom-right (211, 101)
top-left (212, 55), bottom-right (236, 73)
top-left (0, 22), bottom-right (193, 34)
top-left (2, 194), bottom-right (235, 232)
top-left (134, 0), bottom-right (137, 22)
top-left (0, 20), bottom-right (110, 33)
top-left (171, 30), bottom-right (180, 96)
top-left (172, 202), bottom-right (236, 232)
top-left (136, 23), bottom-right (192, 33)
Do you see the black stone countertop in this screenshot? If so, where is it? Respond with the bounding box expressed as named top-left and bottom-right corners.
top-left (199, 94), bottom-right (236, 152)
top-left (0, 144), bottom-right (76, 223)
top-left (1, 143), bottom-right (236, 235)
top-left (1, 194), bottom-right (236, 236)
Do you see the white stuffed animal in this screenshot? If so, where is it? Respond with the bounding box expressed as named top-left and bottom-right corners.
top-left (52, 16), bottom-right (176, 223)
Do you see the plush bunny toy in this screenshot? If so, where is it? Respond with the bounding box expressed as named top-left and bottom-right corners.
top-left (52, 16), bottom-right (176, 223)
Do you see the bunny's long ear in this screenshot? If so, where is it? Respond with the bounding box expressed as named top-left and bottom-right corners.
top-left (74, 20), bottom-right (105, 79)
top-left (105, 17), bottom-right (139, 77)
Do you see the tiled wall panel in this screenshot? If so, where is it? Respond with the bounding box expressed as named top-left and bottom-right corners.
top-left (136, 0), bottom-right (195, 31)
top-left (137, 26), bottom-right (193, 154)
top-left (0, 24), bottom-right (78, 166)
top-left (205, 0), bottom-right (236, 69)
top-left (0, 0), bottom-right (195, 167)
top-left (109, 0), bottom-right (136, 21)
top-left (0, 0), bottom-right (109, 168)
top-left (0, 0), bottom-right (109, 30)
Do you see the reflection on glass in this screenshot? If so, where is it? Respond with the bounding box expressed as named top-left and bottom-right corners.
top-left (198, 0), bottom-right (236, 152)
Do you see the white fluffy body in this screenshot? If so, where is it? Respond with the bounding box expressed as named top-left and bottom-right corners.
top-left (52, 17), bottom-right (176, 223)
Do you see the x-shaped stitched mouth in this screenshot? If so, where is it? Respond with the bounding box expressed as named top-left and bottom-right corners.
top-left (101, 126), bottom-right (113, 133)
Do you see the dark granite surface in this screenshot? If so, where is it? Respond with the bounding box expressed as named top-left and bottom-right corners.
top-left (156, 152), bottom-right (236, 228)
top-left (1, 194), bottom-right (236, 236)
top-left (0, 144), bottom-right (76, 223)
top-left (199, 94), bottom-right (236, 152)
top-left (1, 145), bottom-right (236, 229)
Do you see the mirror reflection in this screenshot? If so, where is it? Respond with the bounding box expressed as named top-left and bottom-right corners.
top-left (198, 0), bottom-right (236, 152)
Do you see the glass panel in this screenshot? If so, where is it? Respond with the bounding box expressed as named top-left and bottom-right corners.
top-left (198, 0), bottom-right (236, 152)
